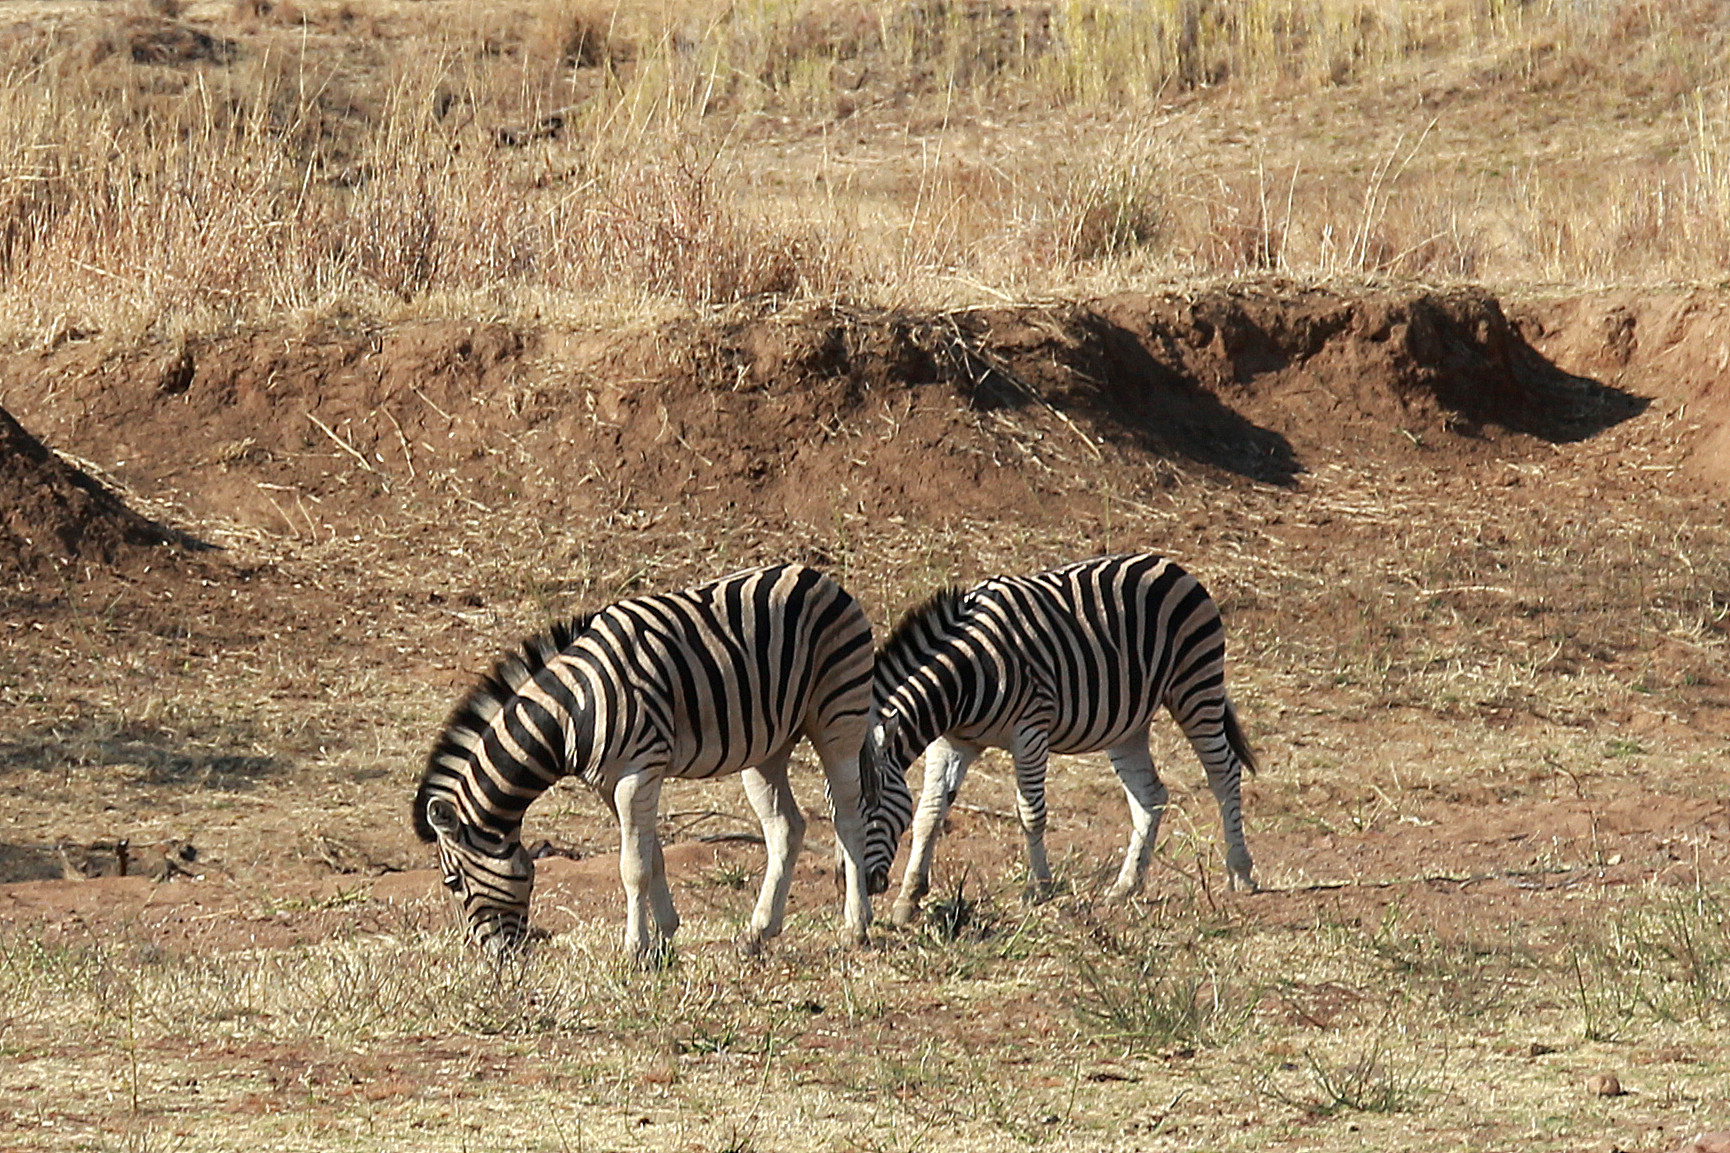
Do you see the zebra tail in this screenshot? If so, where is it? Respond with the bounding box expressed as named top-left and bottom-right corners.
top-left (1223, 700), bottom-right (1258, 776)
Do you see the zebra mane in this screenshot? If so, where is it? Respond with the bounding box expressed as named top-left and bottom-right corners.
top-left (877, 585), bottom-right (972, 667)
top-left (412, 614), bottom-right (592, 841)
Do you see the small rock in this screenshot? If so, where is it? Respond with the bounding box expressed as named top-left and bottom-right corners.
top-left (1672, 1133), bottom-right (1730, 1153)
top-left (1528, 1041), bottom-right (1557, 1058)
top-left (1585, 1072), bottom-right (1624, 1097)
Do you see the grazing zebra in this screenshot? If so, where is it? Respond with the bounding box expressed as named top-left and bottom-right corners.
top-left (413, 564), bottom-right (904, 958)
top-left (864, 553), bottom-right (1258, 926)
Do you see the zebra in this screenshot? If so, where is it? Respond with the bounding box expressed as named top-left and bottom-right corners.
top-left (863, 553), bottom-right (1258, 926)
top-left (412, 563), bottom-right (906, 959)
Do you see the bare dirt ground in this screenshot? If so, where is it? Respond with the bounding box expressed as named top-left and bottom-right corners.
top-left (2, 279), bottom-right (1729, 1151)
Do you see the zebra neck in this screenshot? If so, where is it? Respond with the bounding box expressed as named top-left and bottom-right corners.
top-left (463, 688), bottom-right (586, 835)
top-left (886, 674), bottom-right (965, 770)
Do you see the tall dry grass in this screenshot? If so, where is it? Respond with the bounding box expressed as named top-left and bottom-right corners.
top-left (2, 0), bottom-right (1729, 343)
top-left (0, 3), bottom-right (842, 340)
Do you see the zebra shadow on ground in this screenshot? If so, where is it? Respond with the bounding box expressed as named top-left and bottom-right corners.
top-left (0, 836), bottom-right (204, 883)
top-left (0, 841), bottom-right (74, 883)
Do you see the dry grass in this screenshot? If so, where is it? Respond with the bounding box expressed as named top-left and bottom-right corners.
top-left (3, 0), bottom-right (1730, 343)
top-left (3, 867), bottom-right (1728, 1149)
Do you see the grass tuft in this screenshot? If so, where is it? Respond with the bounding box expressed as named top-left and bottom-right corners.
top-left (1064, 923), bottom-right (1259, 1052)
top-left (1258, 1042), bottom-right (1435, 1116)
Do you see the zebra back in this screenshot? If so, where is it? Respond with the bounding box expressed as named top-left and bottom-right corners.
top-left (415, 565), bottom-right (878, 840)
top-left (980, 553), bottom-right (1218, 755)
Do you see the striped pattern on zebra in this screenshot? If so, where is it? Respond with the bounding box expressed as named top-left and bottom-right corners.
top-left (864, 552), bottom-right (1258, 926)
top-left (413, 563), bottom-right (901, 959)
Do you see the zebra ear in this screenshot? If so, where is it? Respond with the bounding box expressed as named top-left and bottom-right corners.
top-left (425, 797), bottom-right (463, 839)
top-left (875, 711), bottom-right (900, 752)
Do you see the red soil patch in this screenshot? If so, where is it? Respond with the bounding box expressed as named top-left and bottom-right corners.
top-left (5, 782), bottom-right (1724, 957)
top-left (0, 282), bottom-right (1725, 951)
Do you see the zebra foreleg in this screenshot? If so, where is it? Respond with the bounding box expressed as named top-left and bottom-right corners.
top-left (891, 737), bottom-right (977, 927)
top-left (1010, 727), bottom-right (1056, 903)
top-left (614, 771), bottom-right (674, 964)
top-left (647, 832), bottom-right (680, 943)
top-left (737, 751), bottom-right (804, 955)
top-left (811, 734), bottom-right (873, 946)
top-left (1104, 737), bottom-right (1169, 902)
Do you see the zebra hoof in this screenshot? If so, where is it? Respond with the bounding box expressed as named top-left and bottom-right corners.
top-left (1225, 846), bottom-right (1256, 892)
top-left (1022, 880), bottom-right (1059, 906)
top-left (734, 931), bottom-right (768, 958)
top-left (1103, 883), bottom-right (1138, 905)
top-left (889, 900), bottom-right (921, 928)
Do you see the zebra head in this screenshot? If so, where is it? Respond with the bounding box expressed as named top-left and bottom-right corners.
top-left (419, 795), bottom-right (536, 956)
top-left (860, 712), bottom-right (914, 894)
top-left (862, 585), bottom-right (974, 896)
top-left (414, 615), bottom-right (590, 955)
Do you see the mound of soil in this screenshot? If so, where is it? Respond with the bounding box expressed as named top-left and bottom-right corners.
top-left (1082, 284), bottom-right (1645, 461)
top-left (0, 403), bottom-right (193, 577)
top-left (0, 285), bottom-right (1653, 551)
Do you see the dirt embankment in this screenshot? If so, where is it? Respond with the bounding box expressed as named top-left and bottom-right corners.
top-left (2, 283), bottom-right (1688, 569)
top-left (1511, 289), bottom-right (1730, 488)
top-left (0, 280), bottom-right (1726, 939)
top-left (0, 402), bottom-right (201, 577)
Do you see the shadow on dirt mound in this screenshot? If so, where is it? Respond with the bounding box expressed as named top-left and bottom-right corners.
top-left (1, 404), bottom-right (210, 576)
top-left (1495, 361), bottom-right (1649, 443)
top-left (1069, 286), bottom-right (1646, 476)
top-left (1020, 312), bottom-right (1301, 484)
top-left (867, 284), bottom-right (1645, 490)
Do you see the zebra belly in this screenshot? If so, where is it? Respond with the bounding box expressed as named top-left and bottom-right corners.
top-left (671, 730), bottom-right (803, 780)
top-left (939, 700), bottom-right (1158, 759)
top-left (1045, 706), bottom-right (1161, 756)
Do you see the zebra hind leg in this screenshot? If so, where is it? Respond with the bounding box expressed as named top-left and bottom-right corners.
top-left (1183, 701), bottom-right (1257, 893)
top-left (737, 751), bottom-right (804, 956)
top-left (891, 737), bottom-right (977, 927)
top-left (1010, 727), bottom-right (1056, 904)
top-left (1104, 736), bottom-right (1169, 902)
